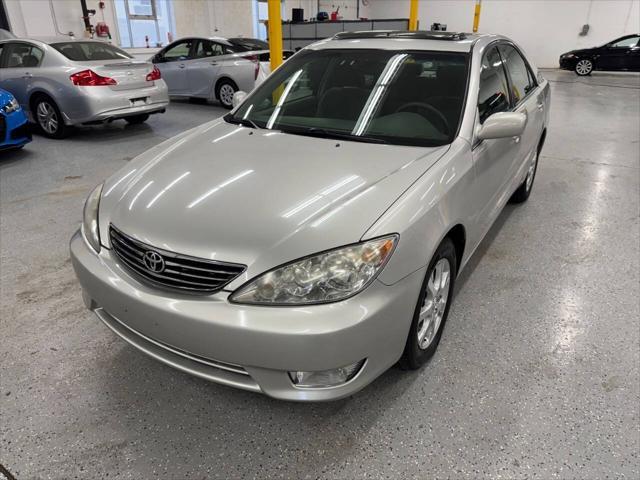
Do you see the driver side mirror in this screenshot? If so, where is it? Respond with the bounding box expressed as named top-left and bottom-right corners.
top-left (477, 112), bottom-right (527, 140)
top-left (232, 91), bottom-right (248, 108)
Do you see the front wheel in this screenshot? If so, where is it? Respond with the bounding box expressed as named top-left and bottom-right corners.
top-left (124, 113), bottom-right (150, 125)
top-left (33, 96), bottom-right (69, 139)
top-left (509, 149), bottom-right (539, 204)
top-left (400, 238), bottom-right (457, 370)
top-left (216, 79), bottom-right (238, 109)
top-left (575, 59), bottom-right (593, 76)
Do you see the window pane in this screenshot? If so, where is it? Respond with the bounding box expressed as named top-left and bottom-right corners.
top-left (129, 19), bottom-right (159, 47)
top-left (227, 38), bottom-right (269, 52)
top-left (498, 44), bottom-right (534, 105)
top-left (163, 40), bottom-right (193, 60)
top-left (52, 42), bottom-right (132, 61)
top-left (194, 40), bottom-right (223, 58)
top-left (233, 49), bottom-right (469, 147)
top-left (612, 36), bottom-right (640, 48)
top-left (114, 0), bottom-right (131, 48)
top-left (4, 43), bottom-right (43, 68)
top-left (128, 0), bottom-right (154, 17)
top-left (478, 47), bottom-right (510, 123)
top-left (154, 0), bottom-right (174, 46)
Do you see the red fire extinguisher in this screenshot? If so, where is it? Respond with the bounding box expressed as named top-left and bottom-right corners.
top-left (95, 22), bottom-right (111, 39)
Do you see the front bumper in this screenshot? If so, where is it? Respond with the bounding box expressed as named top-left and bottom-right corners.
top-left (559, 56), bottom-right (577, 70)
top-left (70, 230), bottom-right (423, 401)
top-left (0, 110), bottom-right (31, 150)
top-left (61, 81), bottom-right (170, 125)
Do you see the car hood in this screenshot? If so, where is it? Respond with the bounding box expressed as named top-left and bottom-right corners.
top-left (99, 120), bottom-right (448, 287)
top-left (563, 47), bottom-right (596, 56)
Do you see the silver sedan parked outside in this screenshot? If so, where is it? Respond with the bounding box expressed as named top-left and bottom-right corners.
top-left (152, 37), bottom-right (291, 108)
top-left (0, 37), bottom-right (169, 138)
top-left (71, 31), bottom-right (550, 401)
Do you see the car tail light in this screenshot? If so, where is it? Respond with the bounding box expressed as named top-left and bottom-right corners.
top-left (70, 69), bottom-right (117, 86)
top-left (146, 66), bottom-right (161, 81)
top-left (243, 54), bottom-right (259, 80)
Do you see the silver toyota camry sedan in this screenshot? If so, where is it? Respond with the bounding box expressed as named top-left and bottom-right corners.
top-left (0, 37), bottom-right (169, 138)
top-left (71, 31), bottom-right (550, 401)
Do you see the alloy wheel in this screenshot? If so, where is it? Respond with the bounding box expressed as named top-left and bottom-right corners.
top-left (219, 84), bottom-right (235, 107)
top-left (525, 153), bottom-right (538, 192)
top-left (37, 101), bottom-right (58, 134)
top-left (417, 258), bottom-right (451, 350)
top-left (576, 59), bottom-right (592, 75)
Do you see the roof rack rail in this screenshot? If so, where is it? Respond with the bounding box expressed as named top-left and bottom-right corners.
top-left (333, 30), bottom-right (468, 41)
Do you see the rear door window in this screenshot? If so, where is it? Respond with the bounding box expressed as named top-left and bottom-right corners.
top-left (498, 44), bottom-right (536, 105)
top-left (194, 40), bottom-right (224, 59)
top-left (1, 42), bottom-right (44, 68)
top-left (478, 46), bottom-right (511, 123)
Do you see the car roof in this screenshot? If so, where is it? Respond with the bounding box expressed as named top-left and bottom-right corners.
top-left (0, 36), bottom-right (113, 46)
top-left (309, 30), bottom-right (499, 53)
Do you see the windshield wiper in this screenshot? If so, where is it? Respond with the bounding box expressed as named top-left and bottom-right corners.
top-left (223, 114), bottom-right (261, 129)
top-left (283, 127), bottom-right (386, 144)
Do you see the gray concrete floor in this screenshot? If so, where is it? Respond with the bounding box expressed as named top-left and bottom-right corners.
top-left (1, 71), bottom-right (639, 479)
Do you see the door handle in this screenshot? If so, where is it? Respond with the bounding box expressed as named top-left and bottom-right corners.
top-left (22, 72), bottom-right (32, 78)
top-left (210, 62), bottom-right (218, 66)
top-left (537, 103), bottom-right (545, 111)
top-left (513, 136), bottom-right (521, 143)
top-left (178, 64), bottom-right (185, 69)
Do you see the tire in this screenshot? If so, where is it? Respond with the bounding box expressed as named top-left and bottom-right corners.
top-left (32, 95), bottom-right (69, 139)
top-left (400, 238), bottom-right (457, 370)
top-left (216, 79), bottom-right (238, 109)
top-left (124, 114), bottom-right (150, 125)
top-left (575, 59), bottom-right (593, 76)
top-left (509, 146), bottom-right (540, 204)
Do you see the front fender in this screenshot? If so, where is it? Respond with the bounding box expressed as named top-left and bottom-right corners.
top-left (364, 137), bottom-right (475, 285)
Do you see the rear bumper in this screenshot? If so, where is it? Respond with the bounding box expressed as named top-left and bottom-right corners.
top-left (61, 80), bottom-right (170, 125)
top-left (70, 230), bottom-right (422, 401)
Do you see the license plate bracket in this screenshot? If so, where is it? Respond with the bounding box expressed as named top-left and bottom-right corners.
top-left (130, 97), bottom-right (149, 107)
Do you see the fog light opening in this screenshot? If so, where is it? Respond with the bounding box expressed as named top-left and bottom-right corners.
top-left (289, 359), bottom-right (366, 388)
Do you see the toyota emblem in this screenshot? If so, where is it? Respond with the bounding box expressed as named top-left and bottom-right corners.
top-left (143, 250), bottom-right (165, 273)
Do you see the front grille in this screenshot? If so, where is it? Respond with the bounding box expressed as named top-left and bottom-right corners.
top-left (10, 122), bottom-right (31, 140)
top-left (109, 225), bottom-right (246, 294)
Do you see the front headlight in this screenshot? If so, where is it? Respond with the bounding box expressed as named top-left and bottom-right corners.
top-left (82, 184), bottom-right (103, 253)
top-left (230, 235), bottom-right (398, 305)
top-left (2, 97), bottom-right (20, 114)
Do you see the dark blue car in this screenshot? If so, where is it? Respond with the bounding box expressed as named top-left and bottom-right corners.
top-left (1, 88), bottom-right (31, 151)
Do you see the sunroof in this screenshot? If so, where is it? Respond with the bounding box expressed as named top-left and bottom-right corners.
top-left (334, 31), bottom-right (468, 41)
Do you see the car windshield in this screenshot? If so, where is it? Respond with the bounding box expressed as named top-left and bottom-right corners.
top-left (227, 38), bottom-right (269, 52)
top-left (51, 41), bottom-right (133, 61)
top-left (227, 49), bottom-right (469, 147)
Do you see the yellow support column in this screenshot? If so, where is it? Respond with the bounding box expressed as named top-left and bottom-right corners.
top-left (473, 0), bottom-right (482, 33)
top-left (267, 0), bottom-right (283, 72)
top-left (409, 0), bottom-right (419, 31)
